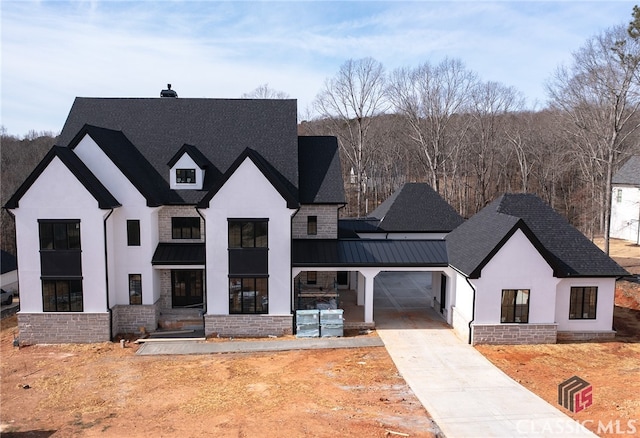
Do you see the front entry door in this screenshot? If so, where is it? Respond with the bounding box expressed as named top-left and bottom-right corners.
top-left (172, 270), bottom-right (204, 308)
top-left (440, 275), bottom-right (447, 314)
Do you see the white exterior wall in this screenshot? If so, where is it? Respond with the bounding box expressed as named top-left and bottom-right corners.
top-left (74, 135), bottom-right (160, 307)
top-left (610, 185), bottom-right (640, 244)
top-left (451, 271), bottom-right (474, 340)
top-left (169, 154), bottom-right (204, 190)
top-left (470, 229), bottom-right (558, 324)
top-left (201, 159), bottom-right (296, 316)
top-left (11, 158), bottom-right (110, 312)
top-left (555, 277), bottom-right (616, 332)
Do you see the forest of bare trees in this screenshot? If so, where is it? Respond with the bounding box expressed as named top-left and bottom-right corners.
top-left (2, 12), bottom-right (640, 256)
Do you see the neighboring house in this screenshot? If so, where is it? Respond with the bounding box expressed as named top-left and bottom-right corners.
top-left (4, 92), bottom-right (628, 345)
top-left (611, 155), bottom-right (640, 245)
top-left (447, 194), bottom-right (628, 344)
top-left (1, 250), bottom-right (18, 297)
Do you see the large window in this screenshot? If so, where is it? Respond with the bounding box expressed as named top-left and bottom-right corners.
top-left (39, 220), bottom-right (80, 250)
top-left (129, 274), bottom-right (142, 305)
top-left (127, 220), bottom-right (140, 246)
top-left (569, 287), bottom-right (597, 319)
top-left (501, 289), bottom-right (530, 323)
top-left (176, 169), bottom-right (196, 184)
top-left (229, 277), bottom-right (268, 314)
top-left (43, 279), bottom-right (83, 312)
top-left (171, 270), bottom-right (203, 308)
top-left (228, 220), bottom-right (268, 248)
top-left (172, 217), bottom-right (201, 239)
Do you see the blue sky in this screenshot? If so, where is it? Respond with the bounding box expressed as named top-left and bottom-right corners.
top-left (1, 0), bottom-right (636, 136)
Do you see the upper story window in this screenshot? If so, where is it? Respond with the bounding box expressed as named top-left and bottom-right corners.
top-left (176, 168), bottom-right (196, 184)
top-left (127, 220), bottom-right (141, 246)
top-left (39, 220), bottom-right (81, 250)
top-left (228, 220), bottom-right (268, 248)
top-left (307, 216), bottom-right (318, 235)
top-left (616, 189), bottom-right (623, 203)
top-left (172, 217), bottom-right (201, 239)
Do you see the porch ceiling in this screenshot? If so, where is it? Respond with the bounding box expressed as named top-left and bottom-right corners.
top-left (292, 239), bottom-right (448, 268)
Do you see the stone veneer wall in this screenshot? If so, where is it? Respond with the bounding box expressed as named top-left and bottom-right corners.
top-left (158, 205), bottom-right (204, 242)
top-left (111, 301), bottom-right (160, 335)
top-left (292, 205), bottom-right (339, 239)
top-left (472, 323), bottom-right (557, 345)
top-left (205, 314), bottom-right (293, 337)
top-left (556, 330), bottom-right (616, 342)
top-left (18, 313), bottom-right (110, 344)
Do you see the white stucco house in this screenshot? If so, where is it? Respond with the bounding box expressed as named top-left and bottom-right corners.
top-left (4, 91), bottom-right (628, 345)
top-left (611, 156), bottom-right (640, 245)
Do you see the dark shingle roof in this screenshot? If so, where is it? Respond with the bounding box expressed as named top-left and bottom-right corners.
top-left (57, 98), bottom-right (299, 204)
top-left (292, 239), bottom-right (448, 267)
top-left (1, 250), bottom-right (17, 274)
top-left (167, 144), bottom-right (215, 170)
top-left (298, 137), bottom-right (346, 204)
top-left (447, 194), bottom-right (628, 278)
top-left (152, 243), bottom-right (205, 265)
top-left (4, 146), bottom-right (121, 210)
top-left (613, 156), bottom-right (640, 186)
top-left (338, 219), bottom-right (381, 238)
top-left (69, 125), bottom-right (182, 206)
top-left (369, 183), bottom-right (464, 233)
top-left (197, 148), bottom-right (298, 209)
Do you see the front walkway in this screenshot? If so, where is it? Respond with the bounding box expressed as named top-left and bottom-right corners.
top-left (374, 273), bottom-right (595, 437)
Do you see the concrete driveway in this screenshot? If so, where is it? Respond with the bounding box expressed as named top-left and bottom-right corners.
top-left (374, 272), bottom-right (595, 438)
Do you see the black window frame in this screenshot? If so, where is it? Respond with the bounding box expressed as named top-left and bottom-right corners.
top-left (569, 286), bottom-right (598, 319)
top-left (172, 217), bottom-right (201, 240)
top-left (129, 274), bottom-right (142, 305)
top-left (39, 220), bottom-right (81, 251)
top-left (228, 219), bottom-right (268, 248)
top-left (307, 216), bottom-right (318, 235)
top-left (229, 276), bottom-right (268, 314)
top-left (42, 279), bottom-right (83, 312)
top-left (127, 220), bottom-right (141, 246)
top-left (500, 289), bottom-right (530, 323)
top-left (176, 168), bottom-right (196, 184)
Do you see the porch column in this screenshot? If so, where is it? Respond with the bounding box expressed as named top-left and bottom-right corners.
top-left (361, 269), bottom-right (378, 324)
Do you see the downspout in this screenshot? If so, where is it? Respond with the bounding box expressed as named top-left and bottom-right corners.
top-left (196, 207), bottom-right (207, 326)
top-left (290, 206), bottom-right (301, 332)
top-left (103, 208), bottom-right (114, 341)
top-left (465, 276), bottom-right (477, 345)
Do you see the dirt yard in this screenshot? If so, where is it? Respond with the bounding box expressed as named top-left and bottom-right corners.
top-left (0, 322), bottom-right (439, 438)
top-left (477, 238), bottom-right (640, 438)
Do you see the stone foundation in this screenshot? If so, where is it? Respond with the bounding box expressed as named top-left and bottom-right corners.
top-left (205, 314), bottom-right (293, 337)
top-left (112, 301), bottom-right (160, 335)
top-left (17, 312), bottom-right (110, 344)
top-left (557, 330), bottom-right (616, 342)
top-left (472, 323), bottom-right (557, 345)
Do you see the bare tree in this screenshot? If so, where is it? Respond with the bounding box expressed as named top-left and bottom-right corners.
top-left (242, 83), bottom-right (290, 99)
top-left (547, 23), bottom-right (640, 253)
top-left (313, 57), bottom-right (388, 216)
top-left (387, 58), bottom-right (477, 197)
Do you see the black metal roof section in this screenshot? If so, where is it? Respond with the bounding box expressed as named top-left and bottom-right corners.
top-left (298, 136), bottom-right (346, 204)
top-left (197, 147), bottom-right (298, 209)
top-left (4, 146), bottom-right (121, 210)
top-left (68, 125), bottom-right (181, 207)
top-left (57, 98), bottom-right (299, 204)
top-left (613, 155), bottom-right (640, 186)
top-left (369, 183), bottom-right (464, 233)
top-left (152, 243), bottom-right (205, 265)
top-left (292, 239), bottom-right (448, 267)
top-left (447, 194), bottom-right (628, 278)
top-left (1, 250), bottom-right (17, 274)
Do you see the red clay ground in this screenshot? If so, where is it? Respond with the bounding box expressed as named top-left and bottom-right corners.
top-left (0, 322), bottom-right (438, 437)
top-left (477, 238), bottom-right (640, 437)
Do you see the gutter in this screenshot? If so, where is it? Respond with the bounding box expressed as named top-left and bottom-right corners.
top-left (103, 208), bottom-right (114, 341)
top-left (465, 276), bottom-right (477, 345)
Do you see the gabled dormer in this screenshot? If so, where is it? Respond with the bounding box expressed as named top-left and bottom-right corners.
top-left (167, 144), bottom-right (211, 190)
